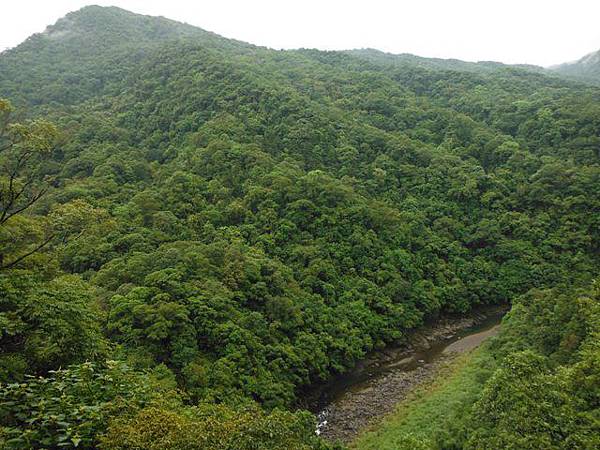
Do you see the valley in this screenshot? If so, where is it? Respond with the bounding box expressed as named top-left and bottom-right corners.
top-left (312, 308), bottom-right (505, 442)
top-left (0, 5), bottom-right (598, 450)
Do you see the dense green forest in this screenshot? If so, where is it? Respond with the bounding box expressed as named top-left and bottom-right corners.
top-left (0, 6), bottom-right (598, 449)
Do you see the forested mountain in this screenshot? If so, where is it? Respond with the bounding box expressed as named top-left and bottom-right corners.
top-left (0, 5), bottom-right (248, 107)
top-left (551, 49), bottom-right (600, 85)
top-left (345, 48), bottom-right (545, 74)
top-left (1, 6), bottom-right (599, 449)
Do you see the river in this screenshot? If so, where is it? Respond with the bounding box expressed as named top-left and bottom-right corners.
top-left (308, 309), bottom-right (505, 443)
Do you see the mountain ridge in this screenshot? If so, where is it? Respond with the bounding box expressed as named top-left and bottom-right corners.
top-left (550, 48), bottom-right (600, 85)
top-left (0, 5), bottom-right (255, 107)
top-left (2, 4), bottom-right (594, 96)
top-left (344, 48), bottom-right (546, 74)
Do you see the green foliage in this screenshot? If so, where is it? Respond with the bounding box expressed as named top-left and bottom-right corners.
top-left (491, 284), bottom-right (600, 363)
top-left (100, 404), bottom-right (332, 450)
top-left (0, 361), bottom-right (334, 450)
top-left (0, 5), bottom-right (599, 449)
top-left (465, 283), bottom-right (600, 450)
top-left (466, 350), bottom-right (599, 450)
top-left (0, 98), bottom-right (59, 269)
top-left (0, 361), bottom-right (174, 449)
top-left (0, 272), bottom-right (106, 381)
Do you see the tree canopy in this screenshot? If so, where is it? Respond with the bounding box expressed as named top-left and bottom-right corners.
top-left (0, 5), bottom-right (598, 449)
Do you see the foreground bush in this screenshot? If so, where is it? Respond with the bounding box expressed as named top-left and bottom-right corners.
top-left (0, 361), bottom-right (334, 450)
top-left (100, 405), bottom-right (333, 450)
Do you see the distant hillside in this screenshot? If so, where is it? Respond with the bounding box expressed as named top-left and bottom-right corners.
top-left (345, 48), bottom-right (545, 75)
top-left (551, 49), bottom-right (600, 85)
top-left (0, 5), bottom-right (578, 110)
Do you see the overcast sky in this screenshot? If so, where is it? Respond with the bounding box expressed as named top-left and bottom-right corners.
top-left (1, 0), bottom-right (599, 67)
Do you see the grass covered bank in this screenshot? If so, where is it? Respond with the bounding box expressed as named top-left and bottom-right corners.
top-left (352, 342), bottom-right (499, 450)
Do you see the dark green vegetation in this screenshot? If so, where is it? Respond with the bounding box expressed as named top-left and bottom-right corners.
top-left (0, 5), bottom-right (599, 449)
top-left (354, 282), bottom-right (600, 450)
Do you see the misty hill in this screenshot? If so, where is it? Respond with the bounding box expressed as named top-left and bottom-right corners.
top-left (551, 48), bottom-right (600, 85)
top-left (0, 5), bottom-right (250, 106)
top-left (0, 5), bottom-right (599, 450)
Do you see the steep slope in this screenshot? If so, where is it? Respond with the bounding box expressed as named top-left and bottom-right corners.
top-left (551, 49), bottom-right (600, 85)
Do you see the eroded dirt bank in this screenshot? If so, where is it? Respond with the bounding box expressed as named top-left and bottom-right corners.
top-left (309, 307), bottom-right (506, 443)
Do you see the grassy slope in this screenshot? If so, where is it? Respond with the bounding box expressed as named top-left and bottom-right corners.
top-left (351, 343), bottom-right (499, 450)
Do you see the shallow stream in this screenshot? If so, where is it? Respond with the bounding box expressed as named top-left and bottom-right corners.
top-left (307, 310), bottom-right (505, 442)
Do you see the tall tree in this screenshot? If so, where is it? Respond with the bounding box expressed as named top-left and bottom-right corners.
top-left (0, 99), bottom-right (57, 269)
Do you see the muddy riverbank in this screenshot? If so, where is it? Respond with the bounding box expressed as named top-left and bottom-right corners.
top-left (306, 306), bottom-right (507, 443)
